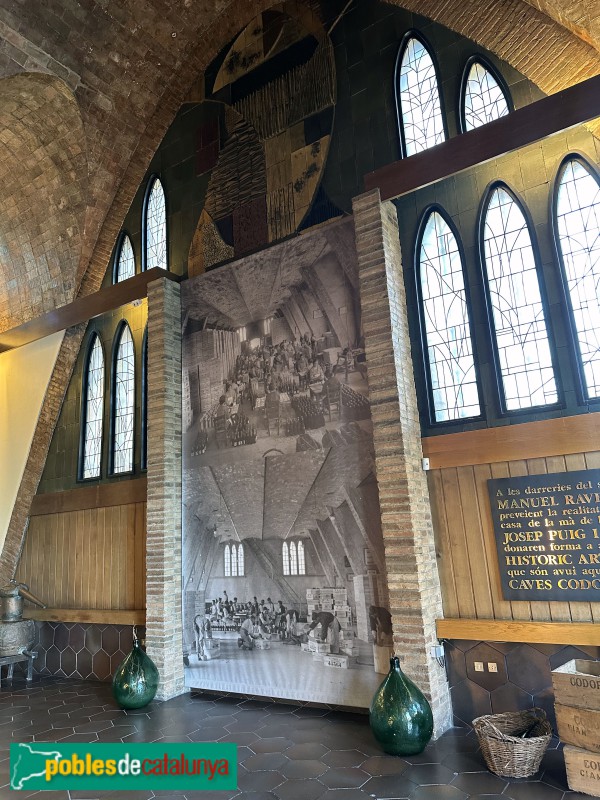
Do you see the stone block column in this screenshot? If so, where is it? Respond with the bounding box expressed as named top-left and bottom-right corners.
top-left (146, 277), bottom-right (185, 700)
top-left (352, 189), bottom-right (453, 736)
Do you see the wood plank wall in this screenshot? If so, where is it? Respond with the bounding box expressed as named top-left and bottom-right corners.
top-left (429, 445), bottom-right (600, 625)
top-left (15, 502), bottom-right (146, 611)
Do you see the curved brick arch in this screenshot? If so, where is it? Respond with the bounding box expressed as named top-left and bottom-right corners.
top-left (0, 72), bottom-right (87, 329)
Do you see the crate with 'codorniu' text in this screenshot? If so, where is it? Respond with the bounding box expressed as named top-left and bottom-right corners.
top-left (564, 745), bottom-right (600, 797)
top-left (552, 660), bottom-right (600, 711)
top-left (556, 704), bottom-right (600, 753)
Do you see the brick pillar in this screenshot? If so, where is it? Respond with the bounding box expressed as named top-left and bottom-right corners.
top-left (352, 189), bottom-right (453, 737)
top-left (146, 277), bottom-right (185, 700)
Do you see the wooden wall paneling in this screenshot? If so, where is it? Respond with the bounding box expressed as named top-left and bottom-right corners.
top-left (456, 465), bottom-right (494, 619)
top-left (441, 468), bottom-right (477, 618)
top-left (125, 504), bottom-right (135, 610)
top-left (428, 470), bottom-right (460, 617)
top-left (472, 462), bottom-right (514, 621)
top-left (134, 502), bottom-right (146, 611)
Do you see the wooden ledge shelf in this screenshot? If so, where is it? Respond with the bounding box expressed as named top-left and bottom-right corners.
top-left (25, 608), bottom-right (146, 625)
top-left (436, 618), bottom-right (600, 646)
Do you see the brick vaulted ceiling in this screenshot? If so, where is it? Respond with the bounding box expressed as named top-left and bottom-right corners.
top-left (0, 0), bottom-right (597, 334)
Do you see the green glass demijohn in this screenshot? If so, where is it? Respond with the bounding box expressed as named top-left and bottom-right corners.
top-left (112, 628), bottom-right (159, 709)
top-left (369, 655), bottom-right (434, 755)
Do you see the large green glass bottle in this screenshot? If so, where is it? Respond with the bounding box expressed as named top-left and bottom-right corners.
top-left (112, 632), bottom-right (159, 709)
top-left (369, 656), bottom-right (434, 755)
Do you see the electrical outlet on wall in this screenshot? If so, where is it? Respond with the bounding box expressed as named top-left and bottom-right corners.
top-left (474, 661), bottom-right (484, 672)
top-left (488, 662), bottom-right (498, 672)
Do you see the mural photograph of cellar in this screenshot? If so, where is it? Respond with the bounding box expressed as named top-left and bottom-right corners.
top-left (181, 220), bottom-right (393, 705)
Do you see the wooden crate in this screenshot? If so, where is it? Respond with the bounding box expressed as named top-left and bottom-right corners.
top-left (324, 654), bottom-right (349, 669)
top-left (552, 660), bottom-right (600, 710)
top-left (564, 745), bottom-right (600, 797)
top-left (557, 704), bottom-right (600, 753)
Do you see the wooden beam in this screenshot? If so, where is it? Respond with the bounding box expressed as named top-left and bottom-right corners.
top-left (436, 618), bottom-right (600, 646)
top-left (422, 412), bottom-right (600, 469)
top-left (365, 75), bottom-right (600, 201)
top-left (30, 477), bottom-right (147, 516)
top-left (0, 268), bottom-right (180, 352)
top-left (25, 608), bottom-right (146, 625)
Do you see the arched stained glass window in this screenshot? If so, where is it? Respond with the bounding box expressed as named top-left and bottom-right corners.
top-left (282, 542), bottom-right (289, 575)
top-left (297, 541), bottom-right (305, 575)
top-left (396, 34), bottom-right (445, 157)
top-left (555, 158), bottom-right (600, 400)
top-left (224, 544), bottom-right (231, 577)
top-left (115, 234), bottom-right (135, 283)
top-left (144, 177), bottom-right (167, 271)
top-left (418, 209), bottom-right (481, 422)
top-left (237, 543), bottom-right (244, 577)
top-left (290, 542), bottom-right (298, 575)
top-left (81, 334), bottom-right (105, 479)
top-left (111, 324), bottom-right (135, 474)
top-left (461, 58), bottom-right (511, 132)
top-left (231, 543), bottom-right (238, 577)
top-left (481, 185), bottom-right (558, 410)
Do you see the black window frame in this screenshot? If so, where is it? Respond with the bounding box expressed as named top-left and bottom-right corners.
top-left (394, 29), bottom-right (448, 161)
top-left (458, 54), bottom-right (513, 134)
top-left (109, 320), bottom-right (137, 477)
top-left (141, 174), bottom-right (169, 273)
top-left (113, 231), bottom-right (136, 284)
top-left (78, 330), bottom-right (106, 482)
top-left (141, 325), bottom-right (148, 471)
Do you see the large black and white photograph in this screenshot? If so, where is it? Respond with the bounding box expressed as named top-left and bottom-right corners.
top-left (181, 220), bottom-right (393, 706)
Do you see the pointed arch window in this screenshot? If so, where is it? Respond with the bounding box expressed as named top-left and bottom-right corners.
top-left (143, 177), bottom-right (167, 271)
top-left (114, 234), bottom-right (135, 283)
top-left (282, 540), bottom-right (306, 575)
top-left (460, 57), bottom-right (511, 132)
top-left (555, 157), bottom-right (600, 400)
top-left (417, 209), bottom-right (481, 422)
top-left (237, 543), bottom-right (244, 577)
top-left (227, 543), bottom-right (244, 577)
top-left (80, 334), bottom-right (105, 479)
top-left (297, 541), bottom-right (305, 575)
top-left (224, 544), bottom-right (231, 577)
top-left (111, 323), bottom-right (135, 474)
top-left (396, 33), bottom-right (445, 157)
top-left (481, 185), bottom-right (558, 411)
top-left (282, 542), bottom-right (290, 576)
top-left (290, 542), bottom-right (298, 575)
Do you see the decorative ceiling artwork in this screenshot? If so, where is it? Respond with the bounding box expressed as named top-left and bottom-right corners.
top-left (188, 1), bottom-right (338, 277)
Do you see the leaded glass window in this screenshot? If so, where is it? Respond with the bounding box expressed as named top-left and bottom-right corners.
top-left (482, 186), bottom-right (558, 410)
top-left (282, 542), bottom-right (289, 575)
top-left (462, 59), bottom-right (510, 131)
top-left (112, 324), bottom-right (135, 474)
top-left (418, 210), bottom-right (481, 421)
top-left (297, 540), bottom-right (305, 575)
top-left (231, 543), bottom-right (238, 576)
top-left (236, 543), bottom-right (244, 577)
top-left (81, 334), bottom-right (104, 479)
top-left (144, 177), bottom-right (167, 270)
top-left (290, 541), bottom-right (298, 575)
top-left (224, 545), bottom-right (231, 577)
top-left (115, 234), bottom-right (135, 283)
top-left (397, 35), bottom-right (445, 157)
top-left (141, 327), bottom-right (148, 470)
top-left (555, 158), bottom-right (600, 400)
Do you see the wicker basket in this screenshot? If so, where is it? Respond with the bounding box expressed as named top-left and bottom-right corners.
top-left (472, 709), bottom-right (552, 778)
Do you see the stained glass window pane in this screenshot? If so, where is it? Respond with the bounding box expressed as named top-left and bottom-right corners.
top-left (482, 187), bottom-right (558, 410)
top-left (297, 541), bottom-right (305, 575)
top-left (398, 37), bottom-right (445, 156)
top-left (290, 541), bottom-right (298, 575)
top-left (112, 325), bottom-right (135, 474)
top-left (463, 61), bottom-right (510, 131)
top-left (282, 542), bottom-right (289, 575)
top-left (145, 178), bottom-right (167, 270)
top-left (116, 235), bottom-right (135, 283)
top-left (419, 211), bottom-right (481, 421)
top-left (224, 545), bottom-right (231, 577)
top-left (141, 329), bottom-right (148, 470)
top-left (82, 335), bottom-right (104, 479)
top-left (556, 159), bottom-right (600, 399)
top-left (237, 544), bottom-right (244, 577)
top-left (231, 544), bottom-right (238, 577)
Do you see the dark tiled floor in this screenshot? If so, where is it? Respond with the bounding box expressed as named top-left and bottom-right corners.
top-left (0, 677), bottom-right (588, 799)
